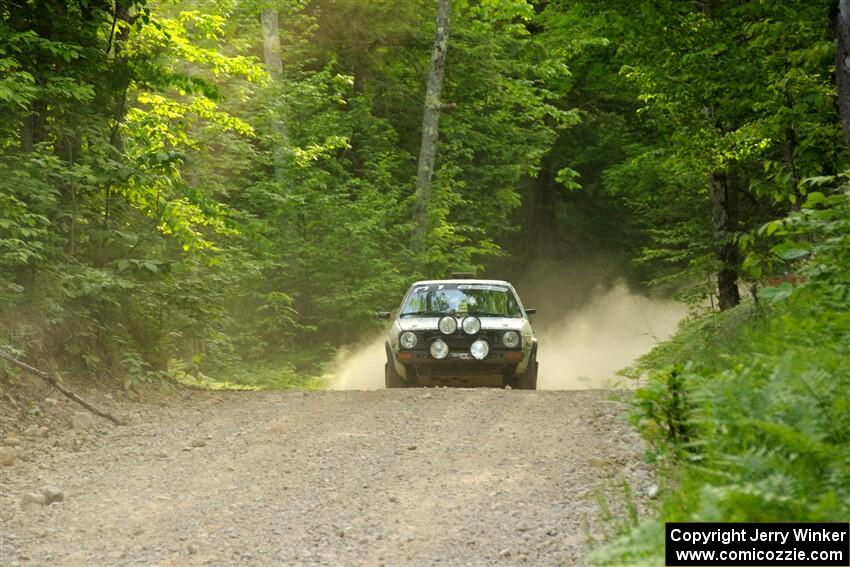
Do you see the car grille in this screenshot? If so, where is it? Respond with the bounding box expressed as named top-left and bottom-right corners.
top-left (416, 330), bottom-right (508, 350)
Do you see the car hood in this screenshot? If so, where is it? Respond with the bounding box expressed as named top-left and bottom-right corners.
top-left (398, 316), bottom-right (526, 332)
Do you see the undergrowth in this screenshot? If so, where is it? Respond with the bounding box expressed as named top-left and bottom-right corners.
top-left (171, 363), bottom-right (325, 391)
top-left (593, 186), bottom-right (850, 565)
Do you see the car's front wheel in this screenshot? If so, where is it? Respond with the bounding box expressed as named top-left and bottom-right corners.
top-left (515, 356), bottom-right (538, 390)
top-left (385, 360), bottom-right (407, 389)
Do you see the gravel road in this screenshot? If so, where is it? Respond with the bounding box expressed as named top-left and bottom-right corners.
top-left (0, 388), bottom-right (654, 566)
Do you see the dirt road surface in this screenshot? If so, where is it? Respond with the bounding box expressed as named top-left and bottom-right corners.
top-left (0, 389), bottom-right (653, 566)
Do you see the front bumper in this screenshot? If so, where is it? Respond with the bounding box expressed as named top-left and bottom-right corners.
top-left (393, 349), bottom-right (527, 382)
top-left (396, 349), bottom-right (523, 365)
top-left (390, 330), bottom-right (533, 381)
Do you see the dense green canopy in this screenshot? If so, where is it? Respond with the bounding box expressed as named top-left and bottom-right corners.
top-left (1, 0), bottom-right (847, 376)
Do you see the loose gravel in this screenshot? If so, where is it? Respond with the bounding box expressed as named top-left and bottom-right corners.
top-left (0, 388), bottom-right (654, 566)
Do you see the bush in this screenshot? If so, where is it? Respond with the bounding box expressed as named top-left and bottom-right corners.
top-left (595, 186), bottom-right (850, 564)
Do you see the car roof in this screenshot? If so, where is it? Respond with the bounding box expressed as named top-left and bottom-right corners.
top-left (411, 279), bottom-right (513, 286)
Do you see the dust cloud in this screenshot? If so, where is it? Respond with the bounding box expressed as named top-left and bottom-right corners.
top-left (327, 335), bottom-right (387, 390)
top-left (533, 282), bottom-right (685, 389)
top-left (327, 269), bottom-right (686, 390)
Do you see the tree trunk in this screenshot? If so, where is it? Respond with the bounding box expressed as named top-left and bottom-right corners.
top-left (13, 0), bottom-right (48, 151)
top-left (534, 165), bottom-right (557, 259)
top-left (836, 0), bottom-right (850, 157)
top-left (412, 0), bottom-right (452, 249)
top-left (709, 170), bottom-right (740, 310)
top-left (784, 124), bottom-right (803, 210)
top-left (21, 102), bottom-right (47, 151)
top-left (102, 0), bottom-right (133, 251)
top-left (261, 8), bottom-right (283, 78)
top-left (261, 8), bottom-right (291, 184)
top-left (54, 134), bottom-right (82, 255)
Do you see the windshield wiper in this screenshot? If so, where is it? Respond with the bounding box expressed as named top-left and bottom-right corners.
top-left (465, 311), bottom-right (508, 317)
top-left (399, 310), bottom-right (448, 317)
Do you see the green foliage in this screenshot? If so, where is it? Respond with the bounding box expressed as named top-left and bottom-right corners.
top-left (600, 187), bottom-right (850, 564)
top-left (632, 364), bottom-right (696, 450)
top-left (172, 362), bottom-right (324, 391)
top-left (1, 0), bottom-right (848, 410)
top-left (534, 0), bottom-right (847, 308)
top-left (0, 0), bottom-right (267, 378)
top-left (1, 0), bottom-right (567, 383)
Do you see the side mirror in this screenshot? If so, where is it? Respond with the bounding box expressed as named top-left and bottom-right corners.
top-left (376, 311), bottom-right (392, 320)
top-left (525, 308), bottom-right (536, 315)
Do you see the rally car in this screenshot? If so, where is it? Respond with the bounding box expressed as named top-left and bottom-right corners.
top-left (377, 278), bottom-right (538, 389)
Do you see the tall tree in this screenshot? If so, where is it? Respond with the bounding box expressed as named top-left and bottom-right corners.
top-left (261, 8), bottom-right (282, 77)
top-left (837, 0), bottom-right (850, 156)
top-left (412, 0), bottom-right (452, 250)
top-left (709, 170), bottom-right (741, 309)
top-left (260, 6), bottom-right (290, 182)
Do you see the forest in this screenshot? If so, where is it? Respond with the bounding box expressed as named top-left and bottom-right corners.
top-left (1, 0), bottom-right (849, 563)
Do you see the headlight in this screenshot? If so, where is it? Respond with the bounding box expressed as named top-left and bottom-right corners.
top-left (400, 331), bottom-right (417, 349)
top-left (470, 339), bottom-right (489, 360)
top-left (461, 316), bottom-right (481, 335)
top-left (430, 339), bottom-right (449, 359)
top-left (502, 330), bottom-right (520, 348)
top-left (438, 316), bottom-right (457, 335)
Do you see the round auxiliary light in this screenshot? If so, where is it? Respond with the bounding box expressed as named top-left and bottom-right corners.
top-left (438, 316), bottom-right (458, 335)
top-left (400, 331), bottom-right (418, 349)
top-left (502, 330), bottom-right (520, 348)
top-left (470, 339), bottom-right (489, 360)
top-left (430, 339), bottom-right (449, 359)
top-left (461, 316), bottom-right (481, 335)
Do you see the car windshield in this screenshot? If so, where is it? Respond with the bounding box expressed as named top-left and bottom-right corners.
top-left (400, 283), bottom-right (522, 318)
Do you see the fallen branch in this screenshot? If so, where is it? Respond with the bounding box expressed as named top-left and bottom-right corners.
top-left (0, 349), bottom-right (124, 425)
